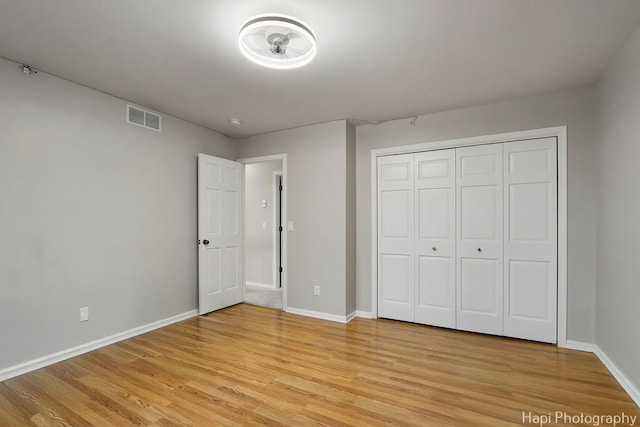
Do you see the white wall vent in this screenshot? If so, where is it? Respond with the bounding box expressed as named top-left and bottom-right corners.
top-left (126, 105), bottom-right (161, 132)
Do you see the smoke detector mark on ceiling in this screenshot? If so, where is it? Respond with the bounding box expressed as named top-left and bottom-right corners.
top-left (127, 105), bottom-right (161, 132)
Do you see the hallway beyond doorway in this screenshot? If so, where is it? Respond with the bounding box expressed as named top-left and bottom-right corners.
top-left (244, 284), bottom-right (283, 310)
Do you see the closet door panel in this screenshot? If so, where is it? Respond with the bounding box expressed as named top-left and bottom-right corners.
top-left (418, 189), bottom-right (451, 241)
top-left (460, 258), bottom-right (498, 312)
top-left (504, 138), bottom-right (557, 343)
top-left (456, 144), bottom-right (503, 335)
top-left (418, 256), bottom-right (452, 306)
top-left (378, 154), bottom-right (415, 322)
top-left (415, 150), bottom-right (456, 328)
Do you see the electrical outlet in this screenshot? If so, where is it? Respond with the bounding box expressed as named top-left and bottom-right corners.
top-left (314, 285), bottom-right (320, 296)
top-left (80, 307), bottom-right (89, 322)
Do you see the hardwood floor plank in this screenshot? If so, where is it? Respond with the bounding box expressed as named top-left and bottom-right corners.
top-left (0, 385), bottom-right (36, 426)
top-left (1, 304), bottom-right (638, 426)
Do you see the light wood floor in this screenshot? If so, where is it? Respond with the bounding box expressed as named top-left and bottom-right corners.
top-left (1, 304), bottom-right (637, 426)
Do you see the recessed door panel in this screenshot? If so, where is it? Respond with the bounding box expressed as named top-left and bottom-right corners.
top-left (206, 248), bottom-right (221, 295)
top-left (381, 163), bottom-right (410, 181)
top-left (223, 246), bottom-right (239, 291)
top-left (379, 253), bottom-right (414, 321)
top-left (381, 254), bottom-right (411, 303)
top-left (418, 159), bottom-right (450, 179)
top-left (222, 166), bottom-right (237, 186)
top-left (418, 188), bottom-right (451, 240)
top-left (509, 183), bottom-right (549, 242)
top-left (207, 189), bottom-right (220, 234)
top-left (225, 190), bottom-right (238, 234)
top-left (416, 256), bottom-right (455, 327)
top-left (459, 258), bottom-right (497, 313)
top-left (381, 190), bottom-right (411, 239)
top-left (461, 154), bottom-right (497, 176)
top-left (418, 256), bottom-right (451, 308)
top-left (461, 186), bottom-right (496, 240)
top-left (509, 149), bottom-right (550, 174)
top-left (508, 260), bottom-right (549, 320)
top-left (207, 164), bottom-right (220, 187)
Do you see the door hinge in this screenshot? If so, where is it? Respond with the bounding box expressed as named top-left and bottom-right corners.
top-left (279, 226), bottom-right (283, 232)
top-left (279, 184), bottom-right (283, 191)
top-left (279, 267), bottom-right (283, 273)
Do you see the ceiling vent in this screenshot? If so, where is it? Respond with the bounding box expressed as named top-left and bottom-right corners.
top-left (127, 105), bottom-right (161, 132)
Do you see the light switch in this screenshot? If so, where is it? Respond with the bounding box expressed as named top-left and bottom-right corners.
top-left (287, 221), bottom-right (294, 231)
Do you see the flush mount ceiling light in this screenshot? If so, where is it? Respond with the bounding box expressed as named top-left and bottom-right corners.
top-left (238, 14), bottom-right (316, 69)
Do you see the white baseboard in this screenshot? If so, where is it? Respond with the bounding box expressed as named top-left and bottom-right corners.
top-left (562, 340), bottom-right (639, 407)
top-left (346, 311), bottom-right (357, 323)
top-left (245, 281), bottom-right (275, 289)
top-left (0, 309), bottom-right (198, 382)
top-left (356, 311), bottom-right (374, 319)
top-left (564, 340), bottom-right (596, 352)
top-left (285, 307), bottom-right (350, 324)
top-left (593, 345), bottom-right (640, 407)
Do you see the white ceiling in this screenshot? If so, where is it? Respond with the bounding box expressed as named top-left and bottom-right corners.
top-left (1, 0), bottom-right (640, 139)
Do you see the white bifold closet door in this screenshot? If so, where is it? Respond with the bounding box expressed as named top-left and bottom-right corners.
top-left (376, 138), bottom-right (558, 343)
top-left (415, 150), bottom-right (456, 328)
top-left (378, 154), bottom-right (415, 322)
top-left (456, 144), bottom-right (504, 336)
top-left (503, 138), bottom-right (557, 343)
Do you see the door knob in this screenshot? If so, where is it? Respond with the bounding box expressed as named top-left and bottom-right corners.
top-left (477, 248), bottom-right (482, 252)
top-left (203, 240), bottom-right (210, 245)
top-left (432, 247), bottom-right (437, 251)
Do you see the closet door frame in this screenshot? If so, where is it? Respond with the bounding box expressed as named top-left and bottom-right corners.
top-left (370, 126), bottom-right (568, 347)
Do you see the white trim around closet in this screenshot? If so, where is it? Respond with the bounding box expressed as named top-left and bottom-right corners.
top-left (370, 126), bottom-right (568, 347)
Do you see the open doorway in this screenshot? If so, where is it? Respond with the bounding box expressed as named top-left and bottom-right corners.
top-left (240, 155), bottom-right (286, 310)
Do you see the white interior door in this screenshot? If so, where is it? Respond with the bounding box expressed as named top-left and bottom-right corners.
top-left (503, 138), bottom-right (557, 343)
top-left (378, 154), bottom-right (415, 322)
top-left (198, 154), bottom-right (243, 315)
top-left (414, 149), bottom-right (456, 328)
top-left (456, 144), bottom-right (503, 335)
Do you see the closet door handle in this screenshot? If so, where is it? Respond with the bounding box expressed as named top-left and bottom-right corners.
top-left (477, 248), bottom-right (482, 253)
top-left (203, 240), bottom-right (210, 245)
top-left (432, 247), bottom-right (437, 252)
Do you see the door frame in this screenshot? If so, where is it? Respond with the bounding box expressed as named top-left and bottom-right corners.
top-left (238, 154), bottom-right (288, 310)
top-left (273, 170), bottom-right (283, 289)
top-left (370, 126), bottom-right (568, 347)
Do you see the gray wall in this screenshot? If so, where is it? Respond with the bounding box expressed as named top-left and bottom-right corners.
top-left (244, 160), bottom-right (282, 287)
top-left (0, 57), bottom-right (236, 370)
top-left (237, 121), bottom-right (349, 316)
top-left (356, 87), bottom-right (598, 342)
top-left (595, 25), bottom-right (640, 389)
